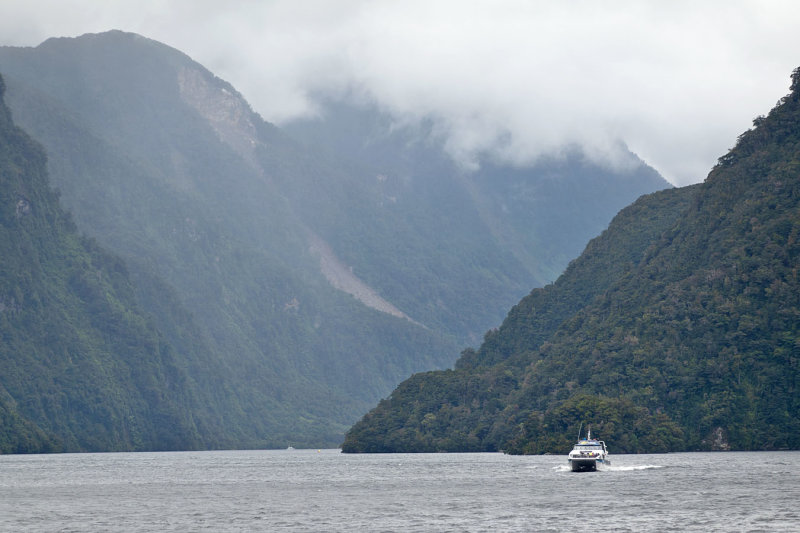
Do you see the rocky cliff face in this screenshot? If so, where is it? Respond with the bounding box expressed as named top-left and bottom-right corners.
top-left (178, 65), bottom-right (261, 168)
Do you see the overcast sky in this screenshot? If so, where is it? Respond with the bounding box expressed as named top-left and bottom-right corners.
top-left (2, 1), bottom-right (800, 185)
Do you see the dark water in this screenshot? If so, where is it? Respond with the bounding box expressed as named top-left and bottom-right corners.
top-left (0, 449), bottom-right (797, 531)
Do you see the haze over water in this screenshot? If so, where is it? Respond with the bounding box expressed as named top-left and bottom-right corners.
top-left (0, 449), bottom-right (796, 531)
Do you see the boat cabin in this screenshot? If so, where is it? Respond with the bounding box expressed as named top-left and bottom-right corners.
top-left (573, 440), bottom-right (607, 453)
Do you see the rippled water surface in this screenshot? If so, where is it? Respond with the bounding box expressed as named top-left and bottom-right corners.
top-left (0, 449), bottom-right (797, 531)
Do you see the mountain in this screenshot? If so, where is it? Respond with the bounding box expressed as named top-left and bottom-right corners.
top-left (342, 67), bottom-right (800, 454)
top-left (0, 31), bottom-right (669, 450)
top-left (0, 32), bottom-right (457, 449)
top-left (0, 73), bottom-right (221, 452)
top-left (284, 98), bottom-right (672, 291)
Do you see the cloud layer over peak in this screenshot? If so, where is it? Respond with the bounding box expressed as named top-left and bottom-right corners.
top-left (2, 1), bottom-right (800, 185)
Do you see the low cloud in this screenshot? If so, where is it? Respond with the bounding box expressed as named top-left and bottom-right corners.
top-left (2, 1), bottom-right (800, 185)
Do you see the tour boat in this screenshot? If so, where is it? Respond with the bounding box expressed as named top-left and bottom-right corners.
top-left (567, 428), bottom-right (610, 472)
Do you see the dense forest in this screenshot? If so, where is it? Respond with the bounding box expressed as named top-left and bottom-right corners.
top-left (0, 74), bottom-right (215, 452)
top-left (342, 67), bottom-right (800, 454)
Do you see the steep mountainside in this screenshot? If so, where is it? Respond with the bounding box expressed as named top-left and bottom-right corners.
top-left (0, 31), bottom-right (671, 449)
top-left (343, 68), bottom-right (800, 454)
top-left (0, 32), bottom-right (458, 449)
top-left (0, 74), bottom-right (219, 452)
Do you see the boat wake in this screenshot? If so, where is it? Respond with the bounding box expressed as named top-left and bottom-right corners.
top-left (605, 464), bottom-right (664, 471)
top-left (554, 464), bottom-right (664, 472)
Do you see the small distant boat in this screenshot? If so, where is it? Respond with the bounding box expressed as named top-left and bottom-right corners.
top-left (286, 446), bottom-right (295, 451)
top-left (567, 427), bottom-right (610, 472)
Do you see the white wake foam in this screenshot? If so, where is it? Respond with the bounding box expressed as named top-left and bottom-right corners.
top-left (603, 464), bottom-right (664, 471)
top-left (553, 464), bottom-right (665, 472)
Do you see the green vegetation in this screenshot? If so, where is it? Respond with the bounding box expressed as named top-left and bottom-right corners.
top-left (343, 67), bottom-right (800, 454)
top-left (0, 74), bottom-right (205, 452)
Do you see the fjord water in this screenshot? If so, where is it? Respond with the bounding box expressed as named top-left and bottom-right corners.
top-left (0, 450), bottom-right (796, 532)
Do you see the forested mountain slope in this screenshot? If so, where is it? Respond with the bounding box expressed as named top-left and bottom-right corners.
top-left (0, 74), bottom-right (216, 452)
top-left (343, 68), bottom-right (800, 454)
top-left (0, 32), bottom-right (457, 449)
